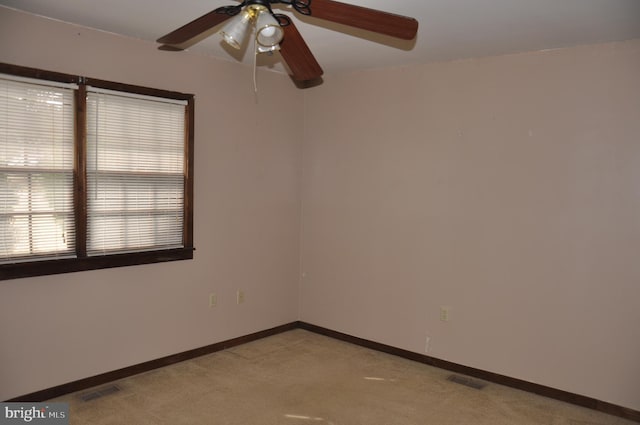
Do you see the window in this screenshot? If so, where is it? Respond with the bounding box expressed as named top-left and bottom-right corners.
top-left (86, 88), bottom-right (186, 255)
top-left (0, 76), bottom-right (76, 263)
top-left (0, 64), bottom-right (194, 280)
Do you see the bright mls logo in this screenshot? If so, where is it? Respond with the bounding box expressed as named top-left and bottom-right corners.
top-left (0, 403), bottom-right (68, 424)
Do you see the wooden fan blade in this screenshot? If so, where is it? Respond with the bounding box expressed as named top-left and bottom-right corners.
top-left (280, 21), bottom-right (324, 82)
top-left (308, 0), bottom-right (418, 40)
top-left (158, 45), bottom-right (185, 52)
top-left (157, 9), bottom-right (234, 45)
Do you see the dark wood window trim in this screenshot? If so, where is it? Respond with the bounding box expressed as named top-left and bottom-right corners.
top-left (0, 63), bottom-right (195, 281)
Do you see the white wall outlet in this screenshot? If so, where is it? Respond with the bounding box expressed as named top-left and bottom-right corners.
top-left (237, 289), bottom-right (245, 305)
top-left (209, 293), bottom-right (217, 308)
top-left (425, 336), bottom-right (431, 353)
top-left (440, 306), bottom-right (451, 322)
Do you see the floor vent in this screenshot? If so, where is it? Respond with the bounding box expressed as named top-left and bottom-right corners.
top-left (447, 374), bottom-right (488, 390)
top-left (79, 384), bottom-right (121, 402)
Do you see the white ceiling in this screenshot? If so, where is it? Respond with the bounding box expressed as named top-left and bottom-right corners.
top-left (1, 0), bottom-right (639, 76)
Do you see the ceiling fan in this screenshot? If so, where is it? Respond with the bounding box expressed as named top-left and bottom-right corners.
top-left (157, 0), bottom-right (419, 84)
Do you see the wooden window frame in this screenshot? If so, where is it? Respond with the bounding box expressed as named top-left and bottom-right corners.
top-left (0, 63), bottom-right (194, 280)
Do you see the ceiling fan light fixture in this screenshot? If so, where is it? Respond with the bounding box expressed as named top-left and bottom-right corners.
top-left (255, 10), bottom-right (284, 48)
top-left (257, 44), bottom-right (280, 54)
top-left (159, 0), bottom-right (418, 85)
top-left (219, 9), bottom-right (254, 49)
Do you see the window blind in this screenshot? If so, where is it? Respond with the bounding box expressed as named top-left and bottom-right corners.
top-left (0, 75), bottom-right (76, 263)
top-left (85, 88), bottom-right (186, 255)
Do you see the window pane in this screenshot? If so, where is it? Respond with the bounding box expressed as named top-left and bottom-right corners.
top-left (86, 91), bottom-right (185, 255)
top-left (0, 77), bottom-right (75, 263)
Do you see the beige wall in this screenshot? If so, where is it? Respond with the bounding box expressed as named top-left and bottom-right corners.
top-left (2, 4), bottom-right (640, 413)
top-left (300, 41), bottom-right (640, 410)
top-left (0, 7), bottom-right (303, 400)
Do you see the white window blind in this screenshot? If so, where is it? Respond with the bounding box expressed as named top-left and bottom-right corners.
top-left (0, 75), bottom-right (76, 263)
top-left (86, 88), bottom-right (186, 255)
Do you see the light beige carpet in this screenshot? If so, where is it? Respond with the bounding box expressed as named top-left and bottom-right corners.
top-left (50, 329), bottom-right (635, 424)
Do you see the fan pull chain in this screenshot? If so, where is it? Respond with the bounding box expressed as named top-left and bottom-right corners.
top-left (253, 37), bottom-right (259, 95)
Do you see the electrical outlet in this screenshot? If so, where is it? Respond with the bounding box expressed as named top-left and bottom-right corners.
top-left (425, 336), bottom-right (431, 353)
top-left (440, 306), bottom-right (451, 322)
top-left (237, 289), bottom-right (245, 305)
top-left (209, 293), bottom-right (217, 308)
